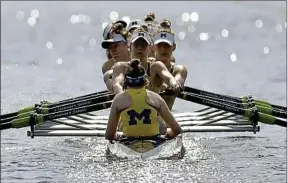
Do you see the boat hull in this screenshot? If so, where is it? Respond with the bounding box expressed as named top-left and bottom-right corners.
top-left (106, 135), bottom-right (185, 160)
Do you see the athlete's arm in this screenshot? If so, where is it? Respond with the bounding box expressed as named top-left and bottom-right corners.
top-left (102, 61), bottom-right (109, 74)
top-left (105, 93), bottom-right (121, 140)
top-left (151, 61), bottom-right (181, 92)
top-left (103, 69), bottom-right (114, 92)
top-left (173, 65), bottom-right (188, 87)
top-left (157, 94), bottom-right (182, 138)
top-left (112, 62), bottom-right (125, 94)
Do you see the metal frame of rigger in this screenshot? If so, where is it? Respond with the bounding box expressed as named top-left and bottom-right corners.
top-left (27, 108), bottom-right (260, 137)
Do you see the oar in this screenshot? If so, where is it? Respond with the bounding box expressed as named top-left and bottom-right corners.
top-left (0, 101), bottom-right (112, 131)
top-left (194, 107), bottom-right (212, 113)
top-left (183, 86), bottom-right (286, 112)
top-left (186, 93), bottom-right (286, 119)
top-left (175, 92), bottom-right (286, 127)
top-left (1, 90), bottom-right (111, 121)
top-left (1, 94), bottom-right (115, 123)
top-left (60, 90), bottom-right (110, 103)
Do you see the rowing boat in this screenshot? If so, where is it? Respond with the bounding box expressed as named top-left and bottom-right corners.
top-left (106, 135), bottom-right (185, 160)
top-left (27, 110), bottom-right (259, 136)
top-left (25, 107), bottom-right (259, 159)
top-left (1, 84), bottom-right (286, 161)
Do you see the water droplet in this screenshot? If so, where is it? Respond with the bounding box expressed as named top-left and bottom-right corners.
top-left (230, 53), bottom-right (237, 62)
top-left (46, 41), bottom-right (53, 49)
top-left (30, 9), bottom-right (39, 18)
top-left (221, 29), bottom-right (229, 38)
top-left (199, 33), bottom-right (209, 41)
top-left (178, 32), bottom-right (186, 40)
top-left (89, 39), bottom-right (97, 47)
top-left (190, 12), bottom-right (199, 22)
top-left (263, 47), bottom-right (269, 54)
top-left (56, 58), bottom-right (63, 64)
top-left (78, 14), bottom-right (86, 23)
top-left (255, 19), bottom-right (263, 28)
top-left (109, 11), bottom-right (119, 21)
top-left (187, 25), bottom-right (195, 33)
top-left (70, 15), bottom-right (79, 24)
top-left (275, 24), bottom-right (282, 32)
top-left (83, 15), bottom-right (91, 24)
top-left (16, 11), bottom-right (25, 20)
top-left (28, 17), bottom-right (37, 26)
top-left (181, 12), bottom-right (190, 22)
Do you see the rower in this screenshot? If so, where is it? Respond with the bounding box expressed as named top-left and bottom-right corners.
top-left (101, 22), bottom-right (130, 91)
top-left (143, 12), bottom-right (159, 59)
top-left (111, 26), bottom-right (182, 95)
top-left (101, 20), bottom-right (128, 74)
top-left (105, 59), bottom-right (182, 140)
top-left (153, 19), bottom-right (188, 110)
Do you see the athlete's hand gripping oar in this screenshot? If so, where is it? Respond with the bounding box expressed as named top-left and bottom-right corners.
top-left (175, 92), bottom-right (286, 128)
top-left (0, 101), bottom-right (112, 131)
top-left (0, 90), bottom-right (111, 122)
top-left (183, 86), bottom-right (286, 112)
top-left (1, 93), bottom-right (115, 123)
top-left (186, 92), bottom-right (286, 119)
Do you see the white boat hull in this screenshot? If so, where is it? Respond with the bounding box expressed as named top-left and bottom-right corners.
top-left (106, 136), bottom-right (185, 160)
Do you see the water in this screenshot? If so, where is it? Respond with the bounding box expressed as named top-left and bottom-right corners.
top-left (1, 1), bottom-right (286, 183)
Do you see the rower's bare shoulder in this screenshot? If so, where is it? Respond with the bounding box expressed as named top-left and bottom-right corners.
top-left (102, 60), bottom-right (113, 74)
top-left (150, 60), bottom-right (166, 69)
top-left (146, 90), bottom-right (163, 108)
top-left (113, 61), bottom-right (128, 70)
top-left (174, 64), bottom-right (187, 72)
top-left (114, 91), bottom-right (131, 110)
top-left (113, 91), bottom-right (125, 104)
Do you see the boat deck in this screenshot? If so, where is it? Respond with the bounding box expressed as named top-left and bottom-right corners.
top-left (27, 108), bottom-right (260, 137)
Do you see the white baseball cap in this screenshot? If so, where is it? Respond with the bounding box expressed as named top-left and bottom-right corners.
top-left (127, 19), bottom-right (146, 32)
top-left (130, 30), bottom-right (151, 45)
top-left (101, 34), bottom-right (127, 49)
top-left (153, 31), bottom-right (175, 46)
